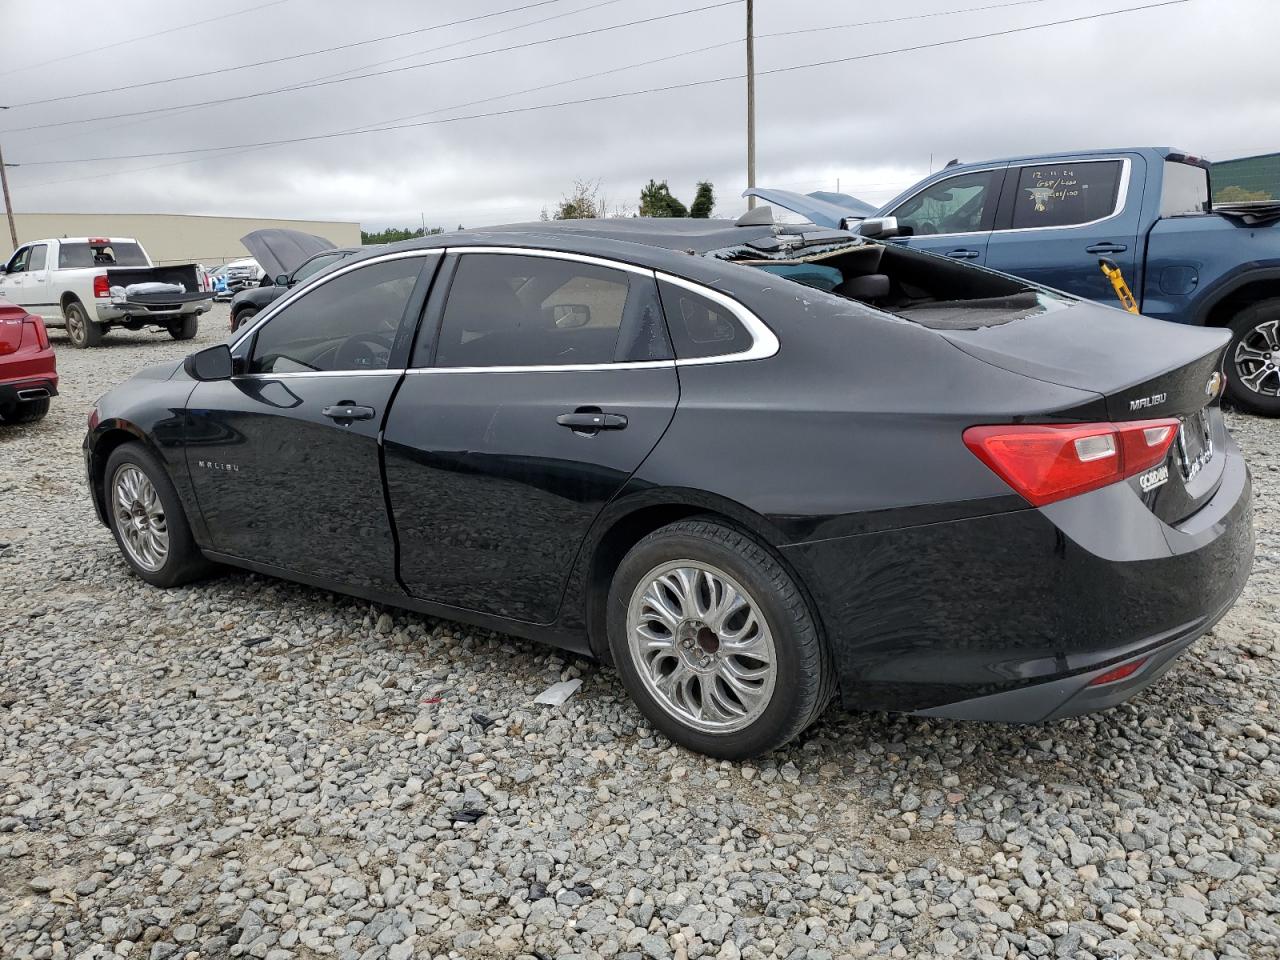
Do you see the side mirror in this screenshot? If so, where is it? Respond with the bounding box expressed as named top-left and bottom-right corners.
top-left (275, 273), bottom-right (289, 286)
top-left (552, 303), bottom-right (592, 328)
top-left (856, 216), bottom-right (901, 240)
top-left (184, 343), bottom-right (234, 381)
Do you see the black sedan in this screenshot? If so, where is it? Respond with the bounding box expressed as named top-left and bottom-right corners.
top-left (229, 229), bottom-right (362, 331)
top-left (83, 216), bottom-right (1254, 759)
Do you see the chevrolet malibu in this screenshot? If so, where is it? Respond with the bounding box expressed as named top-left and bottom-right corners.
top-left (83, 217), bottom-right (1254, 759)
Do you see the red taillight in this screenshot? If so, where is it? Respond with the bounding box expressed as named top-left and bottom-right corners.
top-left (963, 418), bottom-right (1179, 506)
top-left (1088, 658), bottom-right (1148, 686)
top-left (27, 315), bottom-right (49, 350)
top-left (93, 274), bottom-right (111, 298)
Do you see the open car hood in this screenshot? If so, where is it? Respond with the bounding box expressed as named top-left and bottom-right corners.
top-left (742, 187), bottom-right (876, 229)
top-left (240, 229), bottom-right (335, 280)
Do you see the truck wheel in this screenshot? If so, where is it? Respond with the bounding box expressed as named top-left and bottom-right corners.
top-left (607, 519), bottom-right (834, 760)
top-left (104, 442), bottom-right (214, 587)
top-left (3, 397), bottom-right (50, 424)
top-left (169, 313), bottom-right (199, 341)
top-left (1225, 299), bottom-right (1280, 416)
top-left (64, 300), bottom-right (103, 348)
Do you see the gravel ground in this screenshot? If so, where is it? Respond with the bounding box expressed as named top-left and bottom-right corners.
top-left (2, 306), bottom-right (1278, 960)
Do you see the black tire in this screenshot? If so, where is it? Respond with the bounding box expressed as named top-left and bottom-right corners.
top-left (3, 397), bottom-right (51, 423)
top-left (1223, 298), bottom-right (1280, 416)
top-left (606, 519), bottom-right (833, 759)
top-left (103, 442), bottom-right (214, 588)
top-left (169, 313), bottom-right (199, 341)
top-left (64, 300), bottom-right (103, 348)
top-left (231, 306), bottom-right (258, 332)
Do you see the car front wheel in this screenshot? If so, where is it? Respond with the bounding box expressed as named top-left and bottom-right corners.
top-left (607, 519), bottom-right (832, 759)
top-left (104, 442), bottom-right (213, 587)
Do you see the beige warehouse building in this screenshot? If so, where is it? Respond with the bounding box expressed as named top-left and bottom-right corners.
top-left (2, 212), bottom-right (362, 266)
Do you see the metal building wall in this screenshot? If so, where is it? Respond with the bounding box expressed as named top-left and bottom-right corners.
top-left (2, 212), bottom-right (362, 265)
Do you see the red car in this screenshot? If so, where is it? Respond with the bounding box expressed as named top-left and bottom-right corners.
top-left (0, 299), bottom-right (57, 424)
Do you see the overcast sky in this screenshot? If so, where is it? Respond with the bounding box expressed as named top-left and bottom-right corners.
top-left (3, 0), bottom-right (1277, 230)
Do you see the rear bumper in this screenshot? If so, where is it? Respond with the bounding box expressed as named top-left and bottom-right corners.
top-left (0, 375), bottom-right (58, 406)
top-left (781, 441), bottom-right (1255, 720)
top-left (95, 301), bottom-right (210, 322)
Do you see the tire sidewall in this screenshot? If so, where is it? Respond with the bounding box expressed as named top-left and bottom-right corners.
top-left (607, 524), bottom-right (820, 759)
top-left (103, 442), bottom-right (202, 587)
top-left (65, 301), bottom-right (92, 348)
top-left (1225, 300), bottom-right (1280, 416)
top-left (233, 307), bottom-right (257, 332)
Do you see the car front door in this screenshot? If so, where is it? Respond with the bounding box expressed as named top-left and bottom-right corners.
top-left (382, 249), bottom-right (680, 624)
top-left (885, 168), bottom-right (1006, 265)
top-left (184, 252), bottom-right (438, 591)
top-left (0, 246), bottom-right (31, 306)
top-left (984, 156), bottom-right (1143, 302)
top-left (21, 244), bottom-right (54, 318)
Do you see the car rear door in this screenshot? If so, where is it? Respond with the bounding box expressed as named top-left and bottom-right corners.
top-left (382, 248), bottom-right (679, 625)
top-left (184, 251), bottom-right (438, 591)
top-left (985, 155), bottom-right (1143, 302)
top-left (882, 167), bottom-right (1006, 265)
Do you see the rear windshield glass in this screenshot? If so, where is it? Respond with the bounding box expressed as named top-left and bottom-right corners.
top-left (740, 240), bottom-right (1069, 330)
top-left (1161, 161), bottom-right (1211, 216)
top-left (58, 241), bottom-right (148, 268)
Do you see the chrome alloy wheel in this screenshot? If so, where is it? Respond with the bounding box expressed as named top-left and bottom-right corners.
top-left (1234, 319), bottom-right (1280, 397)
top-left (626, 560), bottom-right (777, 734)
top-left (112, 464), bottom-right (169, 572)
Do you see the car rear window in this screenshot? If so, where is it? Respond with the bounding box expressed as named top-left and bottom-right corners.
top-left (58, 241), bottom-right (148, 268)
top-left (1161, 161), bottom-right (1211, 217)
top-left (1007, 161), bottom-right (1123, 229)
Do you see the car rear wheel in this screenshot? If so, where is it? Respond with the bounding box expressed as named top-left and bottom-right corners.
top-left (3, 397), bottom-right (51, 423)
top-left (169, 313), bottom-right (199, 341)
top-left (64, 300), bottom-right (103, 348)
top-left (1224, 298), bottom-right (1280, 416)
top-left (104, 442), bottom-right (213, 587)
top-left (607, 519), bottom-right (832, 759)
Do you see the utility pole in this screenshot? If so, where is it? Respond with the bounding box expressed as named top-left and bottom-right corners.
top-left (0, 142), bottom-right (16, 249)
top-left (746, 0), bottom-right (756, 210)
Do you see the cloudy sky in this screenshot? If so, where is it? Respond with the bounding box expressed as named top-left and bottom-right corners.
top-left (3, 0), bottom-right (1277, 230)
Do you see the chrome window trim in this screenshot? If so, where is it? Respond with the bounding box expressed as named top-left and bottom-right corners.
top-left (885, 158), bottom-right (1132, 240)
top-left (413, 247), bottom-right (779, 373)
top-left (229, 248), bottom-right (442, 353)
top-left (997, 157), bottom-right (1132, 235)
top-left (233, 369), bottom-right (407, 380)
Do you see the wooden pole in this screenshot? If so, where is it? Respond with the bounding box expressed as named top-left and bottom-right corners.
top-left (746, 0), bottom-right (756, 210)
top-left (0, 142), bottom-right (17, 249)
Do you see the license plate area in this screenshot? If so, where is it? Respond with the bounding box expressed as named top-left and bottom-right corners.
top-left (1176, 408), bottom-right (1214, 482)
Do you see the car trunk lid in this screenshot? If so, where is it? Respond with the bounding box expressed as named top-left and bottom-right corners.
top-left (941, 304), bottom-right (1230, 524)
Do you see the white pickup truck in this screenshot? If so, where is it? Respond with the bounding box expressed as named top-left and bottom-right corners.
top-left (0, 237), bottom-right (213, 348)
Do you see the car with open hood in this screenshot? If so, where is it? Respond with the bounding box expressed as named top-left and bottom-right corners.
top-left (83, 215), bottom-right (1254, 758)
top-left (229, 230), bottom-right (361, 331)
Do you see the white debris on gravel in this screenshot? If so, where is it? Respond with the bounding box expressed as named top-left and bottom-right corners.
top-left (0, 306), bottom-right (1277, 960)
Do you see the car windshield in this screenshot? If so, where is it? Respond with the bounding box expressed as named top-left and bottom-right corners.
top-left (726, 239), bottom-right (1070, 330)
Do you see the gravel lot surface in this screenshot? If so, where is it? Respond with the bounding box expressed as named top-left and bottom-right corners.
top-left (2, 307), bottom-right (1278, 960)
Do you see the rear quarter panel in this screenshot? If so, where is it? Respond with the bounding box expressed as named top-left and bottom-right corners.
top-left (1143, 214), bottom-right (1280, 324)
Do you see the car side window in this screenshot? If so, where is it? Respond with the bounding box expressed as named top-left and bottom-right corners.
top-left (28, 244), bottom-right (47, 272)
top-left (6, 247), bottom-right (30, 274)
top-left (890, 170), bottom-right (1001, 236)
top-left (1007, 161), bottom-right (1123, 230)
top-left (433, 253), bottom-right (655, 367)
top-left (657, 280), bottom-right (751, 360)
top-left (249, 257), bottom-right (422, 374)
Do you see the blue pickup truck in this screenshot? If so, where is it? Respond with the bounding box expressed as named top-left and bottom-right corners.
top-left (751, 148), bottom-right (1280, 415)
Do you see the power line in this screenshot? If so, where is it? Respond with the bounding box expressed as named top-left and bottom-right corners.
top-left (0, 0), bottom-right (292, 79)
top-left (0, 1), bottom-right (740, 135)
top-left (9, 0), bottom-right (1193, 170)
top-left (3, 0), bottom-right (576, 109)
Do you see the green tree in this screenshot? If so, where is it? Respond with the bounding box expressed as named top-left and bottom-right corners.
top-left (639, 179), bottom-right (688, 217)
top-left (689, 181), bottom-right (715, 218)
top-left (1216, 184), bottom-right (1273, 203)
top-left (360, 225), bottom-right (443, 244)
top-left (548, 179), bottom-right (604, 219)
